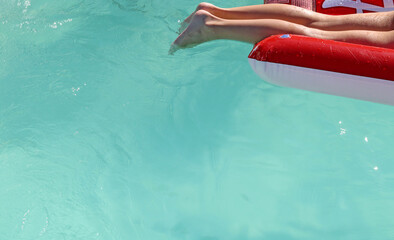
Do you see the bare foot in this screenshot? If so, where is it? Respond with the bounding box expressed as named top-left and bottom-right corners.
top-left (172, 10), bottom-right (217, 52)
top-left (178, 2), bottom-right (217, 33)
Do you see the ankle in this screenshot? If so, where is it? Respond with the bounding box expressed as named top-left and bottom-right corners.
top-left (192, 10), bottom-right (218, 40)
top-left (195, 10), bottom-right (218, 28)
top-left (194, 10), bottom-right (215, 24)
top-left (197, 2), bottom-right (216, 12)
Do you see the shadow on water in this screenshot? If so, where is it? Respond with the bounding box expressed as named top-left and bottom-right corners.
top-left (111, 0), bottom-right (150, 12)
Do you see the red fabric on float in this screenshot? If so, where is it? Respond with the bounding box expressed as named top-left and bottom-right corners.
top-left (249, 0), bottom-right (394, 105)
top-left (249, 35), bottom-right (394, 81)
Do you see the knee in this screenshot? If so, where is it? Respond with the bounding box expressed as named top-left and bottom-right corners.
top-left (389, 12), bottom-right (394, 30)
top-left (194, 9), bottom-right (212, 21)
top-left (366, 30), bottom-right (394, 48)
top-left (382, 30), bottom-right (394, 48)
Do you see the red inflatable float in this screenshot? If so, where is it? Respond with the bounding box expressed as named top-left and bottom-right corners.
top-left (249, 0), bottom-right (394, 105)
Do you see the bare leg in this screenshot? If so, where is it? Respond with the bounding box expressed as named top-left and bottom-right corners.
top-left (318, 29), bottom-right (394, 48)
top-left (172, 10), bottom-right (394, 51)
top-left (182, 2), bottom-right (394, 31)
top-left (182, 3), bottom-right (321, 26)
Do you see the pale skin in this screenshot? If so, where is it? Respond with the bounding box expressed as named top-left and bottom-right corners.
top-left (170, 2), bottom-right (394, 53)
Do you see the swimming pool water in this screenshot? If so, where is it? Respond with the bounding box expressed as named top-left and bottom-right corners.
top-left (1, 0), bottom-right (394, 239)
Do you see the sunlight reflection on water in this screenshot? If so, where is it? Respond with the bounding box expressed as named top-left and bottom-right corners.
top-left (1, 0), bottom-right (394, 239)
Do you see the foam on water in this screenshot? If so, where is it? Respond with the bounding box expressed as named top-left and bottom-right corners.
top-left (1, 0), bottom-right (394, 239)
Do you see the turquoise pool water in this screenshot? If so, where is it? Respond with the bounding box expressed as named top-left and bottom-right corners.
top-left (1, 0), bottom-right (394, 239)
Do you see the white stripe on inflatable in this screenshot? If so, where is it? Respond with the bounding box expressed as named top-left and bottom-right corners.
top-left (384, 0), bottom-right (394, 8)
top-left (248, 59), bottom-right (394, 105)
top-left (322, 0), bottom-right (394, 12)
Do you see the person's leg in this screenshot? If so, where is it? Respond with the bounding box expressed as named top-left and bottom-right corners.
top-left (182, 2), bottom-right (394, 31)
top-left (175, 10), bottom-right (311, 47)
top-left (172, 10), bottom-right (394, 50)
top-left (318, 29), bottom-right (394, 48)
top-left (182, 3), bottom-right (319, 26)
